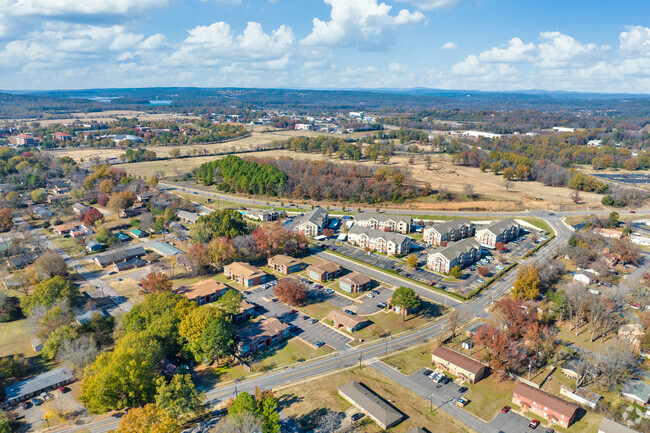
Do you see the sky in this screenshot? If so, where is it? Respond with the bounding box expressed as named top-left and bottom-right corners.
top-left (1, 0), bottom-right (650, 93)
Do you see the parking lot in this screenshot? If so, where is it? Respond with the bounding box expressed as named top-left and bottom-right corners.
top-left (244, 284), bottom-right (353, 350)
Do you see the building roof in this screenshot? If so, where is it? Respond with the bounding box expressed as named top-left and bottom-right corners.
top-left (340, 272), bottom-right (371, 286)
top-left (174, 280), bottom-right (229, 300)
top-left (477, 218), bottom-right (520, 235)
top-left (177, 210), bottom-right (200, 223)
top-left (237, 317), bottom-right (288, 345)
top-left (307, 260), bottom-right (342, 275)
top-left (76, 309), bottom-right (106, 324)
top-left (4, 367), bottom-right (74, 401)
top-left (95, 245), bottom-right (146, 267)
top-left (268, 254), bottom-right (302, 267)
top-left (239, 299), bottom-right (256, 312)
top-left (406, 428), bottom-right (428, 433)
top-left (621, 379), bottom-right (650, 403)
top-left (52, 221), bottom-right (81, 232)
top-left (129, 228), bottom-right (146, 236)
top-left (432, 346), bottom-right (487, 375)
top-left (338, 381), bottom-right (403, 428)
top-left (299, 206), bottom-right (328, 227)
top-left (513, 382), bottom-right (578, 420)
top-left (356, 213), bottom-right (412, 225)
top-left (329, 310), bottom-right (368, 328)
top-left (425, 218), bottom-right (473, 235)
top-left (599, 417), bottom-right (640, 433)
top-left (348, 225), bottom-right (411, 245)
top-left (246, 208), bottom-right (277, 219)
top-left (114, 257), bottom-right (146, 271)
top-left (430, 238), bottom-right (480, 262)
top-left (225, 262), bottom-right (265, 279)
top-left (561, 358), bottom-right (580, 373)
top-left (149, 241), bottom-right (183, 257)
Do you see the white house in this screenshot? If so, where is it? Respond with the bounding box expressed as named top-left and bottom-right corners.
top-left (423, 218), bottom-right (475, 246)
top-left (427, 238), bottom-right (481, 273)
top-left (475, 219), bottom-right (520, 248)
top-left (354, 213), bottom-right (412, 234)
top-left (295, 207), bottom-right (329, 237)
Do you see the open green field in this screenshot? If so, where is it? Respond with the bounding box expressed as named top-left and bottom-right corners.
top-left (0, 319), bottom-right (33, 358)
top-left (464, 374), bottom-right (517, 421)
top-left (49, 235), bottom-right (85, 257)
top-left (520, 217), bottom-right (553, 234)
top-left (249, 338), bottom-right (333, 372)
top-left (382, 344), bottom-right (434, 375)
top-left (300, 301), bottom-right (339, 320)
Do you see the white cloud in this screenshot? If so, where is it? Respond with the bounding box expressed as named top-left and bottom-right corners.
top-left (620, 26), bottom-right (650, 54)
top-left (478, 37), bottom-right (535, 62)
top-left (398, 0), bottom-right (460, 10)
top-left (6, 0), bottom-right (170, 17)
top-left (536, 31), bottom-right (601, 68)
top-left (388, 61), bottom-right (407, 72)
top-left (441, 41), bottom-right (457, 50)
top-left (301, 0), bottom-right (425, 46)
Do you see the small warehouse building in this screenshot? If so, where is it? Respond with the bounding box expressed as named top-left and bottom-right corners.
top-left (328, 310), bottom-right (369, 332)
top-left (4, 367), bottom-right (74, 404)
top-left (513, 382), bottom-right (578, 429)
top-left (339, 273), bottom-right (371, 293)
top-left (337, 381), bottom-right (403, 429)
top-left (431, 346), bottom-right (488, 384)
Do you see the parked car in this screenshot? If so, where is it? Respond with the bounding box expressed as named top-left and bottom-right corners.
top-left (544, 429), bottom-right (555, 433)
top-left (31, 398), bottom-right (41, 406)
top-left (351, 413), bottom-right (364, 421)
top-left (456, 397), bottom-right (468, 407)
top-left (372, 290), bottom-right (380, 295)
top-left (428, 372), bottom-right (438, 379)
top-left (315, 341), bottom-right (325, 347)
top-left (428, 281), bottom-right (436, 286)
top-left (21, 402), bottom-right (30, 410)
top-left (438, 285), bottom-right (446, 290)
top-left (310, 319), bottom-right (318, 324)
top-left (528, 420), bottom-right (540, 429)
top-left (423, 369), bottom-right (433, 376)
top-left (290, 309), bottom-right (298, 314)
top-left (344, 309), bottom-right (355, 315)
top-left (501, 406), bottom-right (511, 413)
top-left (366, 293), bottom-right (374, 298)
top-left (458, 386), bottom-right (468, 393)
top-left (303, 316), bottom-right (310, 320)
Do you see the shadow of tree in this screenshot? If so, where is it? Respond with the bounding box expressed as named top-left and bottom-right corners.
top-left (276, 393), bottom-right (303, 410)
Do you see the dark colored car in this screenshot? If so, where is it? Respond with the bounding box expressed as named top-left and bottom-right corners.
top-left (529, 420), bottom-right (540, 429)
top-left (315, 341), bottom-right (325, 347)
top-left (458, 386), bottom-right (468, 393)
top-left (21, 402), bottom-right (30, 410)
top-left (501, 406), bottom-right (510, 413)
top-left (31, 398), bottom-right (41, 406)
top-left (351, 413), bottom-right (364, 421)
top-left (290, 309), bottom-right (298, 314)
top-left (310, 319), bottom-right (318, 324)
top-left (423, 369), bottom-right (433, 376)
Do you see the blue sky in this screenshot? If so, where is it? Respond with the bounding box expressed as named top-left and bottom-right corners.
top-left (1, 0), bottom-right (650, 92)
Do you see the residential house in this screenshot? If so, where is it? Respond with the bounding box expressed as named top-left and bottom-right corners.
top-left (174, 280), bottom-right (229, 305)
top-left (33, 206), bottom-right (53, 219)
top-left (595, 228), bottom-right (623, 239)
top-left (599, 418), bottom-right (641, 433)
top-left (114, 232), bottom-right (130, 242)
top-left (47, 193), bottom-right (69, 204)
top-left (149, 241), bottom-right (183, 257)
top-left (9, 133), bottom-right (35, 146)
top-left (423, 218), bottom-right (475, 246)
top-left (113, 257), bottom-right (146, 272)
top-left (406, 428), bottom-right (429, 433)
top-left (234, 299), bottom-right (256, 323)
top-left (224, 262), bottom-right (267, 287)
top-left (337, 381), bottom-right (404, 430)
top-left (561, 359), bottom-right (580, 380)
top-left (246, 209), bottom-right (279, 222)
top-left (94, 245), bottom-right (146, 267)
top-left (52, 221), bottom-right (81, 235)
top-left (267, 255), bottom-right (303, 275)
top-left (431, 346), bottom-right (488, 384)
top-left (75, 308), bottom-right (106, 325)
top-left (306, 261), bottom-right (342, 282)
top-left (119, 207), bottom-right (146, 218)
top-left (354, 213), bottom-right (412, 234)
top-left (573, 271), bottom-right (597, 286)
top-left (622, 379), bottom-right (650, 405)
top-left (236, 317), bottom-right (289, 355)
top-left (559, 385), bottom-right (601, 409)
top-left (177, 210), bottom-right (200, 224)
top-left (339, 273), bottom-right (371, 293)
top-left (72, 203), bottom-right (89, 218)
top-left (512, 382), bottom-right (578, 429)
top-left (3, 367), bottom-right (74, 404)
top-left (475, 218), bottom-right (521, 248)
top-left (85, 241), bottom-right (104, 252)
top-left (328, 310), bottom-right (369, 332)
top-left (347, 225), bottom-right (411, 256)
top-left (427, 238), bottom-right (481, 273)
top-left (52, 132), bottom-right (72, 142)
top-left (295, 207), bottom-right (329, 237)
top-left (129, 228), bottom-right (148, 239)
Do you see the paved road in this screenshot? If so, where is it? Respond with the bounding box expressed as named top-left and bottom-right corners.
top-left (53, 216), bottom-right (571, 433)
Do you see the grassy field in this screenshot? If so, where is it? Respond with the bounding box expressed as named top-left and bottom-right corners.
top-left (0, 319), bottom-right (33, 358)
top-left (300, 301), bottom-right (339, 320)
top-left (249, 339), bottom-right (333, 372)
top-left (277, 366), bottom-right (472, 433)
top-left (49, 235), bottom-right (85, 257)
top-left (109, 278), bottom-right (147, 304)
top-left (520, 217), bottom-right (553, 234)
top-left (382, 345), bottom-right (434, 375)
top-left (464, 375), bottom-right (517, 421)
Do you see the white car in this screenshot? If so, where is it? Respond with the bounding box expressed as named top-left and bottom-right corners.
top-left (366, 293), bottom-right (374, 298)
top-left (429, 372), bottom-right (438, 379)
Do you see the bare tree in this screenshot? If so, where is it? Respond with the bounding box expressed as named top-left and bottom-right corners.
top-left (212, 412), bottom-right (263, 433)
top-left (504, 179), bottom-right (512, 191)
top-left (447, 310), bottom-right (460, 342)
top-left (585, 294), bottom-right (609, 342)
top-left (570, 189), bottom-right (582, 204)
top-left (57, 335), bottom-right (99, 374)
top-left (314, 409), bottom-right (342, 433)
top-left (594, 341), bottom-right (637, 390)
top-left (33, 250), bottom-right (68, 278)
top-left (565, 284), bottom-right (587, 334)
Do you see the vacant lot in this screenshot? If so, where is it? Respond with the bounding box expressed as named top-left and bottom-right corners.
top-left (277, 367), bottom-right (471, 433)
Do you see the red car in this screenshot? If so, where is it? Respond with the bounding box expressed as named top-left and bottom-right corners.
top-left (290, 309), bottom-right (298, 314)
top-left (501, 406), bottom-right (510, 413)
top-left (529, 420), bottom-right (540, 429)
top-left (428, 281), bottom-right (436, 286)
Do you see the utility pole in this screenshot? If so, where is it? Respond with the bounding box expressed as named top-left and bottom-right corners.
top-left (359, 348), bottom-right (363, 368)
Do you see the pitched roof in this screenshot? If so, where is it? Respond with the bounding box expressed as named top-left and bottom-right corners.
top-left (52, 221), bottom-right (81, 232)
top-left (340, 272), bottom-right (371, 286)
top-left (338, 381), bottom-right (403, 428)
top-left (149, 241), bottom-right (183, 256)
top-left (513, 382), bottom-right (578, 420)
top-left (4, 367), bottom-right (74, 401)
top-left (237, 317), bottom-right (289, 344)
top-left (329, 310), bottom-right (368, 328)
top-left (356, 213), bottom-right (412, 225)
top-left (174, 280), bottom-right (229, 299)
top-left (425, 218), bottom-right (473, 234)
top-left (599, 417), bottom-right (641, 433)
top-left (406, 428), bottom-right (428, 433)
top-left (621, 379), bottom-right (650, 403)
top-left (299, 207), bottom-right (328, 227)
top-left (307, 260), bottom-right (341, 275)
top-left (177, 210), bottom-right (200, 223)
top-left (477, 218), bottom-right (520, 235)
top-left (268, 254), bottom-right (302, 267)
top-left (224, 262), bottom-right (265, 279)
top-left (430, 238), bottom-right (480, 261)
top-left (348, 225), bottom-right (411, 245)
top-left (432, 346), bottom-right (487, 375)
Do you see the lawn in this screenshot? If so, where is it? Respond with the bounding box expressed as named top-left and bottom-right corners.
top-left (49, 235), bottom-right (85, 257)
top-left (249, 339), bottom-right (333, 372)
top-left (0, 319), bottom-right (33, 358)
top-left (382, 345), bottom-right (434, 375)
top-left (520, 217), bottom-right (553, 235)
top-left (300, 301), bottom-right (339, 320)
top-left (109, 278), bottom-right (147, 305)
top-left (81, 260), bottom-right (103, 273)
top-left (464, 374), bottom-right (517, 421)
top-left (277, 366), bottom-right (471, 433)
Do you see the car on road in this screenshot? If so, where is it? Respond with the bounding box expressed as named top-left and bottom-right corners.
top-left (528, 420), bottom-right (540, 429)
top-left (630, 210), bottom-right (636, 213)
top-left (310, 319), bottom-right (318, 324)
top-left (351, 413), bottom-right (364, 421)
top-left (366, 293), bottom-right (374, 298)
top-left (438, 285), bottom-right (446, 290)
top-left (458, 386), bottom-right (468, 393)
top-left (315, 341), bottom-right (325, 347)
top-left (501, 406), bottom-right (510, 413)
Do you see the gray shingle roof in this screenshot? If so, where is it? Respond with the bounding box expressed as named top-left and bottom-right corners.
top-left (478, 218), bottom-right (519, 235)
top-left (356, 213), bottom-right (412, 224)
top-left (338, 381), bottom-right (403, 428)
top-left (301, 207), bottom-right (328, 227)
top-left (425, 218), bottom-right (473, 234)
top-left (431, 238), bottom-right (480, 261)
top-left (4, 367), bottom-right (74, 401)
top-left (348, 225), bottom-right (411, 245)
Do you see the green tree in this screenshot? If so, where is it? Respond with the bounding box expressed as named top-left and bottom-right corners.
top-left (155, 374), bottom-right (206, 419)
top-left (490, 162), bottom-right (502, 175)
top-left (391, 287), bottom-right (421, 321)
top-left (406, 254), bottom-right (418, 268)
top-left (512, 264), bottom-right (541, 300)
top-left (218, 289), bottom-right (243, 316)
top-left (179, 307), bottom-right (223, 361)
top-left (42, 325), bottom-right (77, 360)
top-left (20, 276), bottom-right (78, 314)
top-left (503, 167), bottom-right (515, 180)
top-left (260, 397), bottom-right (280, 433)
top-left (116, 403), bottom-right (180, 433)
top-left (449, 265), bottom-right (463, 278)
top-left (31, 188), bottom-right (48, 204)
top-left (200, 317), bottom-right (235, 364)
top-left (0, 410), bottom-right (10, 433)
top-left (229, 392), bottom-right (258, 416)
top-left (607, 211), bottom-right (619, 228)
top-left (153, 217), bottom-right (165, 234)
top-left (190, 209), bottom-right (249, 243)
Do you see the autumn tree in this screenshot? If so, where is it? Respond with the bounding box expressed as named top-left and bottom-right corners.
top-left (155, 374), bottom-right (206, 419)
top-left (33, 250), bottom-right (68, 278)
top-left (83, 207), bottom-right (104, 227)
top-left (449, 265), bottom-right (463, 278)
top-left (477, 266), bottom-right (490, 277)
top-left (117, 403), bottom-right (180, 433)
top-left (0, 208), bottom-right (13, 232)
top-left (98, 179), bottom-right (115, 194)
top-left (139, 271), bottom-right (172, 293)
top-left (273, 278), bottom-right (308, 306)
top-left (322, 228), bottom-right (334, 238)
top-left (31, 188), bottom-right (48, 204)
top-left (20, 276), bottom-right (78, 314)
top-left (570, 189), bottom-right (582, 204)
top-left (406, 254), bottom-right (418, 268)
top-left (614, 238), bottom-right (641, 265)
top-left (107, 191), bottom-right (136, 211)
top-left (512, 264), bottom-right (541, 300)
top-left (495, 242), bottom-right (507, 253)
top-left (391, 287), bottom-right (420, 321)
